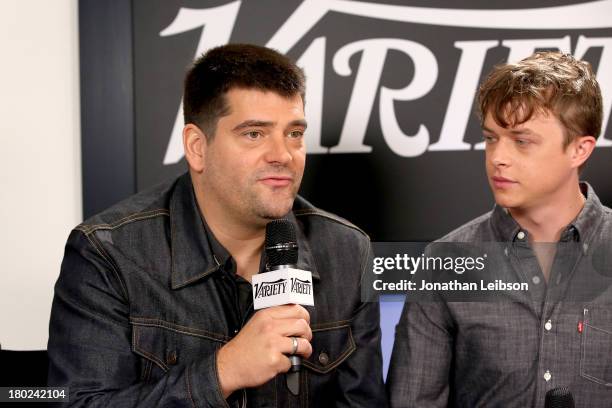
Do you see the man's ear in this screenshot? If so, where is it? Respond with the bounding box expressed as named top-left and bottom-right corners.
top-left (570, 135), bottom-right (597, 169)
top-left (183, 124), bottom-right (208, 173)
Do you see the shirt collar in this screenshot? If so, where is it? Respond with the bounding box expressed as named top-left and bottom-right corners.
top-left (284, 211), bottom-right (320, 280)
top-left (490, 181), bottom-right (604, 244)
top-left (491, 205), bottom-right (522, 242)
top-left (170, 173), bottom-right (319, 290)
top-left (201, 213), bottom-right (230, 270)
top-left (570, 182), bottom-right (605, 245)
top-left (169, 173), bottom-right (219, 289)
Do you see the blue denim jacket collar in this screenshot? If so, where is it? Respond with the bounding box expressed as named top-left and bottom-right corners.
top-left (170, 173), bottom-right (319, 290)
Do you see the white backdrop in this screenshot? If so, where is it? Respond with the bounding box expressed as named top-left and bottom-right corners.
top-left (0, 0), bottom-right (81, 350)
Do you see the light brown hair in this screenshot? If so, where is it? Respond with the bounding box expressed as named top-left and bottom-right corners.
top-left (478, 51), bottom-right (603, 148)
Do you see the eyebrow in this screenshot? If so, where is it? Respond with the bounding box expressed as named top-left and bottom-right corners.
top-left (509, 128), bottom-right (540, 137)
top-left (232, 119), bottom-right (308, 132)
top-left (288, 119), bottom-right (308, 129)
top-left (482, 126), bottom-right (540, 137)
top-left (232, 120), bottom-right (275, 132)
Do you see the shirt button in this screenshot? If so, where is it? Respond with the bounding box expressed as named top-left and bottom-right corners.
top-left (545, 320), bottom-right (552, 331)
top-left (517, 231), bottom-right (526, 240)
top-left (532, 276), bottom-right (540, 285)
top-left (318, 352), bottom-right (330, 366)
top-left (544, 370), bottom-right (552, 382)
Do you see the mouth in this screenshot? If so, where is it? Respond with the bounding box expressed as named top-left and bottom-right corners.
top-left (491, 176), bottom-right (517, 189)
top-left (258, 176), bottom-right (293, 188)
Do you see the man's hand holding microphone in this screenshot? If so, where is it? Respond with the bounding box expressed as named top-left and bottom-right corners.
top-left (217, 219), bottom-right (315, 398)
top-left (217, 304), bottom-right (312, 397)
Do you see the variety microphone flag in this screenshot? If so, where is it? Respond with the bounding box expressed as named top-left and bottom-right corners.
top-left (252, 267), bottom-right (314, 310)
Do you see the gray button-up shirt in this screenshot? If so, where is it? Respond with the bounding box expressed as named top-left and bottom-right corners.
top-left (387, 183), bottom-right (612, 407)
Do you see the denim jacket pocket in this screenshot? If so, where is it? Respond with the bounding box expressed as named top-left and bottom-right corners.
top-left (131, 317), bottom-right (226, 382)
top-left (580, 306), bottom-right (612, 387)
top-left (303, 323), bottom-right (356, 374)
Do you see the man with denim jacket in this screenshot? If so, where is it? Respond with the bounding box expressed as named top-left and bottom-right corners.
top-left (387, 52), bottom-right (612, 406)
top-left (48, 44), bottom-right (386, 407)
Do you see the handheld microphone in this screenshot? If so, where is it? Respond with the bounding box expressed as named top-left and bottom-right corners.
top-left (265, 219), bottom-right (299, 270)
top-left (544, 387), bottom-right (575, 408)
top-left (252, 219), bottom-right (314, 396)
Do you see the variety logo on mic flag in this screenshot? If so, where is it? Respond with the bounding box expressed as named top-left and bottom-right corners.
top-left (252, 268), bottom-right (314, 310)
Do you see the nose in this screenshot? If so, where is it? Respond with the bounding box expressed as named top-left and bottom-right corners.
top-left (264, 133), bottom-right (293, 165)
top-left (487, 138), bottom-right (512, 168)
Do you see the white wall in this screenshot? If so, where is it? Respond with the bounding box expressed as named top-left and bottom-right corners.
top-left (0, 0), bottom-right (81, 350)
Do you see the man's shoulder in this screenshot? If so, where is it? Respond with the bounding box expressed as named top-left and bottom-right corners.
top-left (75, 176), bottom-right (178, 235)
top-left (435, 211), bottom-right (494, 242)
top-left (292, 196), bottom-right (369, 242)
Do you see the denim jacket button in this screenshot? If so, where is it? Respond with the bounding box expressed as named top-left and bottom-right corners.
top-left (318, 352), bottom-right (330, 366)
top-left (166, 350), bottom-right (178, 365)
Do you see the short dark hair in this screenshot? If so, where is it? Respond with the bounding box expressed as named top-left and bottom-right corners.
top-left (183, 43), bottom-right (306, 138)
top-left (478, 51), bottom-right (603, 147)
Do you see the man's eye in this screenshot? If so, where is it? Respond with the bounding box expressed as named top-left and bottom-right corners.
top-left (288, 130), bottom-right (304, 139)
top-left (515, 139), bottom-right (529, 146)
top-left (244, 131), bottom-right (262, 140)
top-left (483, 135), bottom-right (496, 143)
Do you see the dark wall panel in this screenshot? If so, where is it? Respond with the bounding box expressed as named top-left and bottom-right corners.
top-left (80, 0), bottom-right (136, 218)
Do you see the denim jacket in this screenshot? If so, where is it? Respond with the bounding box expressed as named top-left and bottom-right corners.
top-left (48, 172), bottom-right (387, 407)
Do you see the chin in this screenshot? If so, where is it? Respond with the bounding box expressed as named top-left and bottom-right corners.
top-left (492, 193), bottom-right (519, 210)
top-left (257, 203), bottom-right (294, 220)
top-left (495, 198), bottom-right (526, 211)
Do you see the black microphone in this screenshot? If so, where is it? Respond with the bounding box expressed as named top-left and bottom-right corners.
top-left (545, 387), bottom-right (575, 408)
top-left (265, 219), bottom-right (298, 270)
top-left (264, 219), bottom-right (302, 396)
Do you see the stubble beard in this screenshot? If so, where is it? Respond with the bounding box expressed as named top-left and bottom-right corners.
top-left (246, 164), bottom-right (302, 220)
top-left (247, 179), bottom-right (300, 221)
top-left (211, 172), bottom-right (301, 224)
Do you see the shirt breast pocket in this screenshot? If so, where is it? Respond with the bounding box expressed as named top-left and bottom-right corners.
top-left (580, 306), bottom-right (612, 387)
top-left (304, 324), bottom-right (355, 374)
top-left (130, 318), bottom-right (226, 382)
top-left (294, 323), bottom-right (355, 406)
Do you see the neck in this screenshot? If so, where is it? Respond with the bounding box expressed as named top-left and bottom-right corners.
top-left (192, 182), bottom-right (265, 282)
top-left (508, 180), bottom-right (585, 243)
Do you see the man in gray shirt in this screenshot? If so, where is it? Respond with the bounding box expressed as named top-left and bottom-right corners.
top-left (387, 51), bottom-right (612, 407)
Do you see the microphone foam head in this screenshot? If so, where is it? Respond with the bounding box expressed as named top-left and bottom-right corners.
top-left (545, 387), bottom-right (575, 408)
top-left (265, 219), bottom-right (298, 267)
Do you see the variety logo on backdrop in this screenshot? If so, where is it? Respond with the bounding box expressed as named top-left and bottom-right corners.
top-left (159, 0), bottom-right (612, 165)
